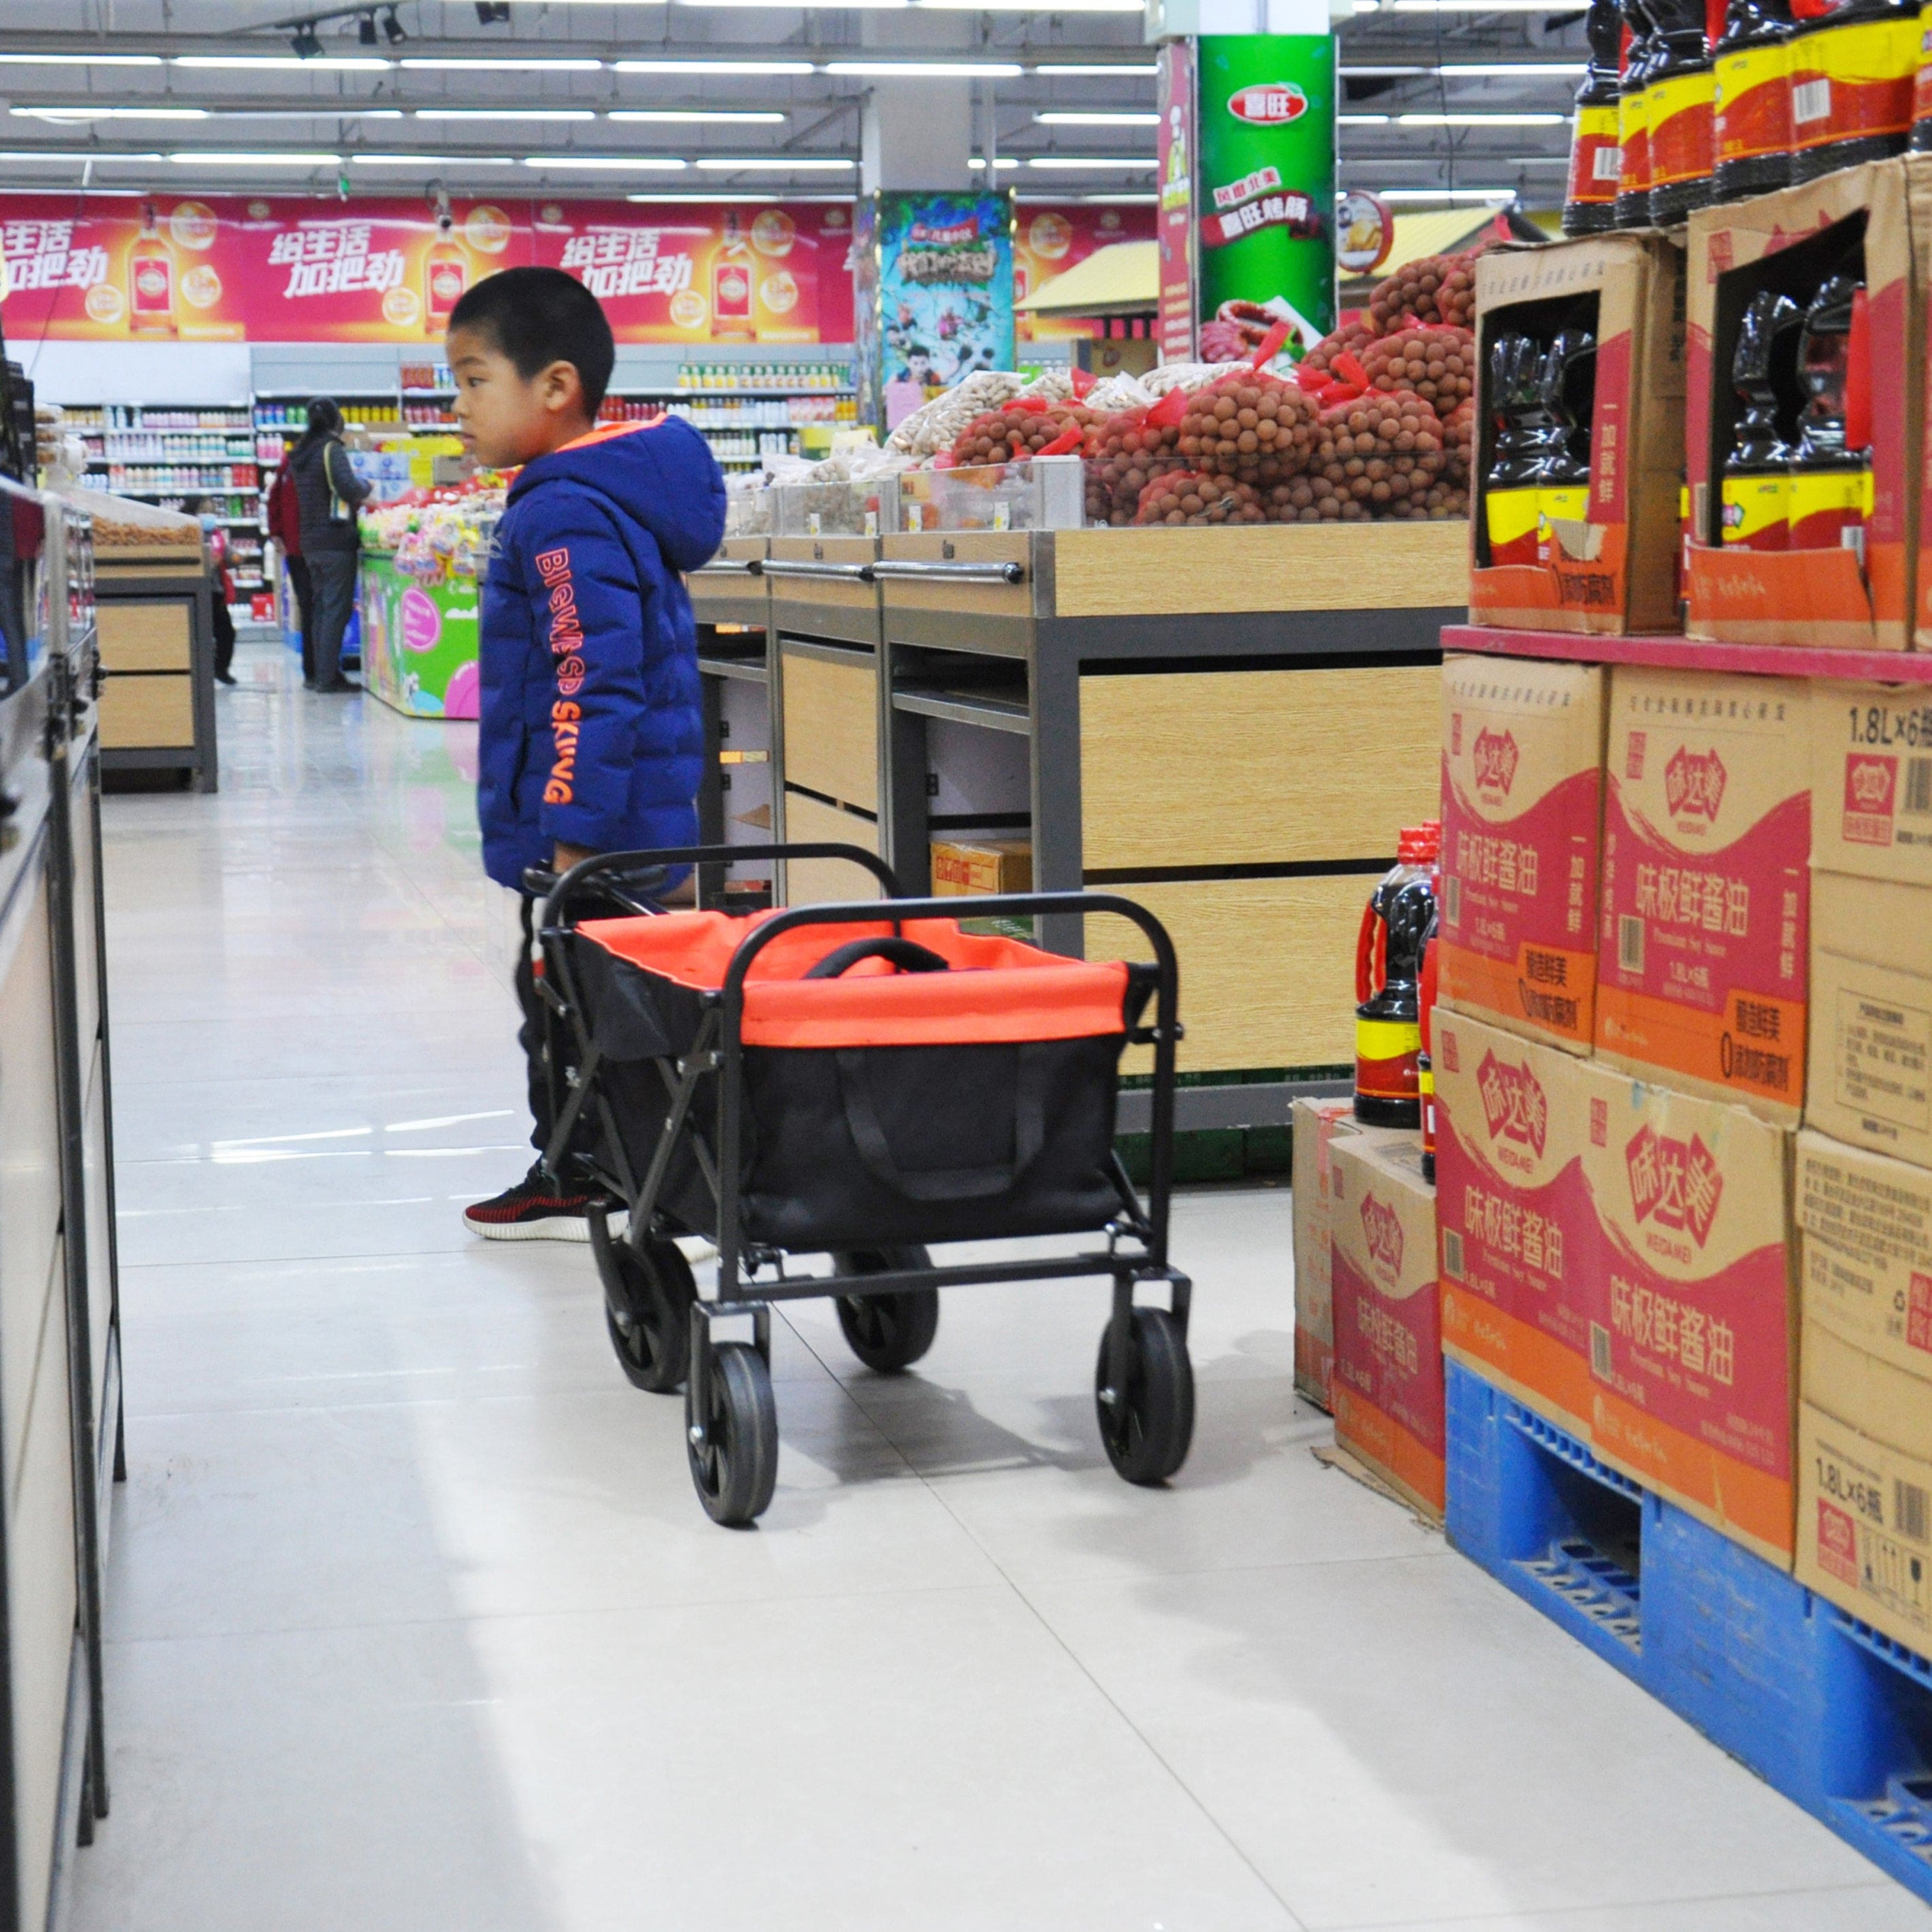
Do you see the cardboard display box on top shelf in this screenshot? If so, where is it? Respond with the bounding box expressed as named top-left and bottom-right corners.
top-left (1794, 1129), bottom-right (1932, 1653)
top-left (1807, 680), bottom-right (1932, 1166)
top-left (1468, 230), bottom-right (1686, 637)
top-left (1435, 1000), bottom-right (1798, 1567)
top-left (1438, 654), bottom-right (1606, 1054)
top-left (1329, 1133), bottom-right (1444, 1521)
top-left (1595, 666), bottom-right (1810, 1124)
top-left (1685, 157), bottom-right (1924, 651)
top-left (1289, 1097), bottom-right (1413, 1411)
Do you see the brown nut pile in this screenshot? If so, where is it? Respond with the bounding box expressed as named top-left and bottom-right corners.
top-left (1177, 373), bottom-right (1317, 485)
top-left (1367, 253), bottom-right (1477, 335)
top-left (1360, 326), bottom-right (1475, 413)
top-left (1300, 322), bottom-right (1375, 382)
top-left (1441, 397), bottom-right (1474, 485)
top-left (1132, 471), bottom-right (1270, 526)
top-left (946, 402), bottom-right (1095, 468)
top-left (1083, 409), bottom-right (1185, 526)
top-left (1312, 389), bottom-right (1447, 512)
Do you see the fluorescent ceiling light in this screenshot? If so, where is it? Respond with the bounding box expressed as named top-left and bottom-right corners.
top-left (609, 110), bottom-right (788, 123)
top-left (923, 0), bottom-right (1142, 10)
top-left (0, 52), bottom-right (164, 67)
top-left (1504, 156), bottom-right (1571, 166)
top-left (416, 108), bottom-right (596, 121)
top-left (1035, 110), bottom-right (1159, 125)
top-left (1439, 61), bottom-right (1589, 75)
top-left (1034, 63), bottom-right (1158, 75)
top-left (351, 153), bottom-right (522, 166)
top-left (1390, 1), bottom-right (1574, 8)
top-left (170, 150), bottom-right (343, 165)
top-left (1338, 65), bottom-right (1428, 76)
top-left (968, 156), bottom-right (1022, 168)
top-left (1398, 111), bottom-right (1567, 125)
top-left (615, 59), bottom-right (814, 73)
top-left (1071, 191), bottom-right (1156, 204)
top-left (694, 155), bottom-right (856, 169)
top-left (628, 190), bottom-right (850, 201)
top-left (13, 106), bottom-right (210, 122)
top-left (523, 153), bottom-right (690, 168)
top-left (1338, 113), bottom-right (1392, 124)
top-left (1024, 155), bottom-right (1153, 169)
top-left (172, 55), bottom-right (393, 70)
top-left (824, 60), bottom-right (1024, 76)
top-left (0, 148), bottom-right (166, 162)
top-left (400, 56), bottom-right (606, 70)
top-left (1375, 187), bottom-right (1516, 200)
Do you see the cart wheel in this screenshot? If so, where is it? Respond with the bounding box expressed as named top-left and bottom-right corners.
top-left (1094, 1306), bottom-right (1195, 1486)
top-left (833, 1248), bottom-right (938, 1373)
top-left (591, 1216), bottom-right (696, 1395)
top-left (687, 1341), bottom-right (778, 1527)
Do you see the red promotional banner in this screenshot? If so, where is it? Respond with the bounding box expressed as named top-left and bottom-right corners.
top-left (1012, 201), bottom-right (1156, 342)
top-left (0, 193), bottom-right (855, 345)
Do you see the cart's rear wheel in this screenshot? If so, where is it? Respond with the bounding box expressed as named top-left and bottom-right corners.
top-left (833, 1248), bottom-right (938, 1373)
top-left (687, 1340), bottom-right (778, 1527)
top-left (1095, 1306), bottom-right (1195, 1485)
top-left (591, 1216), bottom-right (696, 1394)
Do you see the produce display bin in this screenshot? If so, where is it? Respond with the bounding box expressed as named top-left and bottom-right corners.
top-left (93, 546), bottom-right (217, 793)
top-left (358, 546), bottom-right (481, 720)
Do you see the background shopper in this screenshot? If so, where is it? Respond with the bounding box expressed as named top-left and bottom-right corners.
top-left (290, 396), bottom-right (369, 694)
top-left (264, 448), bottom-right (313, 684)
top-left (187, 495), bottom-right (236, 686)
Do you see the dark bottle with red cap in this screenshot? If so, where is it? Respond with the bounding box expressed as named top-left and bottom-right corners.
top-left (1566, 0), bottom-right (1628, 234)
top-left (1646, 0), bottom-right (1721, 224)
top-left (1354, 824), bottom-right (1439, 1130)
top-left (1713, 0), bottom-right (1796, 198)
top-left (1787, 275), bottom-right (1873, 557)
top-left (1786, 0), bottom-right (1919, 182)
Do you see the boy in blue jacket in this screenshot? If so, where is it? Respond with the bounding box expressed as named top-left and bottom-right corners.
top-left (451, 267), bottom-right (726, 1240)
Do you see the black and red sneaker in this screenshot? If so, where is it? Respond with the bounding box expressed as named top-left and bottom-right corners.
top-left (462, 1163), bottom-right (626, 1244)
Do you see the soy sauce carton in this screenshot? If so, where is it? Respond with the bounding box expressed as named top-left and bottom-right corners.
top-left (1469, 232), bottom-right (1687, 636)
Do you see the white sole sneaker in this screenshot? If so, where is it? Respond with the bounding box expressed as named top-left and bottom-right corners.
top-left (464, 1207), bottom-right (629, 1245)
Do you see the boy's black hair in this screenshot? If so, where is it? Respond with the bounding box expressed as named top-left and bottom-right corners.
top-left (449, 266), bottom-right (616, 413)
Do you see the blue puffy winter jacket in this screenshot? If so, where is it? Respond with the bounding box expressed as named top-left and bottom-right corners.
top-left (477, 416), bottom-right (726, 890)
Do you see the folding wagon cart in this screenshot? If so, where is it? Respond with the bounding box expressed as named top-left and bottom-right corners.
top-left (530, 843), bottom-right (1195, 1526)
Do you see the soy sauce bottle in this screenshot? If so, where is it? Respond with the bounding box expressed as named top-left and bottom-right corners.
top-left (1486, 335), bottom-right (1552, 567)
top-left (1567, 0), bottom-right (1629, 234)
top-left (1537, 329), bottom-right (1598, 567)
top-left (1616, 0), bottom-right (1663, 228)
top-left (1788, 0), bottom-right (1920, 182)
top-left (1648, 0), bottom-right (1720, 223)
top-left (1714, 0), bottom-right (1795, 198)
top-left (1788, 275), bottom-right (1872, 558)
top-left (1720, 290), bottom-right (1803, 551)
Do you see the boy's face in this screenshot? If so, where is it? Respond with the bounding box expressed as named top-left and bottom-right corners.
top-left (448, 323), bottom-right (590, 469)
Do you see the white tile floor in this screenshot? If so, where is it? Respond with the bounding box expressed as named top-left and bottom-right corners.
top-left (70, 639), bottom-right (1932, 1932)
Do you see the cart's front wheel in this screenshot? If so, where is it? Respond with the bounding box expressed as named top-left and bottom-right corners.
top-left (833, 1248), bottom-right (938, 1373)
top-left (1095, 1306), bottom-right (1195, 1485)
top-left (687, 1341), bottom-right (778, 1527)
top-left (592, 1217), bottom-right (696, 1394)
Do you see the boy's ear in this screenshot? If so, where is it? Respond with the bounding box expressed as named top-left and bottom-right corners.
top-left (538, 357), bottom-right (587, 417)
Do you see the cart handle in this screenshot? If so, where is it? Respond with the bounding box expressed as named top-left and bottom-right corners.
top-left (540, 842), bottom-right (904, 930)
top-left (761, 559), bottom-right (876, 583)
top-left (692, 557), bottom-right (764, 577)
top-left (870, 559), bottom-right (1025, 585)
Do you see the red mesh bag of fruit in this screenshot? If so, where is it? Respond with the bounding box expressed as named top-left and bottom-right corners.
top-left (941, 401), bottom-right (1096, 471)
top-left (1132, 470), bottom-right (1269, 526)
top-left (1360, 326), bottom-right (1475, 414)
top-left (1301, 322), bottom-right (1378, 380)
top-left (1366, 253), bottom-right (1476, 335)
top-left (1441, 397), bottom-right (1474, 487)
top-left (1177, 371), bottom-right (1317, 485)
top-left (1083, 401), bottom-right (1186, 527)
top-left (1312, 389), bottom-right (1447, 515)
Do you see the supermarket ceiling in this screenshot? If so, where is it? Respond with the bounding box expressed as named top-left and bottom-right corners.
top-left (0, 1), bottom-right (1585, 206)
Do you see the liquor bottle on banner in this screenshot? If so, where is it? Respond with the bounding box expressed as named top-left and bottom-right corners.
top-left (1788, 275), bottom-right (1873, 557)
top-left (1647, 0), bottom-right (1721, 222)
top-left (1565, 0), bottom-right (1628, 234)
top-left (1719, 290), bottom-right (1803, 551)
top-left (1713, 0), bottom-right (1796, 196)
top-left (1786, 0), bottom-right (1919, 182)
top-left (711, 212), bottom-right (756, 343)
top-left (425, 215), bottom-right (467, 333)
top-left (1616, 0), bottom-right (1663, 229)
top-left (1535, 328), bottom-right (1597, 568)
top-left (129, 200), bottom-right (177, 338)
top-left (1485, 334), bottom-right (1553, 568)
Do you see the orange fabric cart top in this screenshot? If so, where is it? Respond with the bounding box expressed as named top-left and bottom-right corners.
top-left (577, 910), bottom-right (1133, 1049)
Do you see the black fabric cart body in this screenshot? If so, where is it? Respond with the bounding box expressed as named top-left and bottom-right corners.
top-left (533, 843), bottom-right (1195, 1525)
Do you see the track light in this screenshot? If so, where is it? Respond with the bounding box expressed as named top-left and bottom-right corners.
top-left (358, 13), bottom-right (378, 44)
top-left (290, 20), bottom-right (322, 58)
top-left (382, 7), bottom-right (407, 43)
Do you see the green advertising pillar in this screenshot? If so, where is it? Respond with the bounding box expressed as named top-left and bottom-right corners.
top-left (1156, 28), bottom-right (1337, 365)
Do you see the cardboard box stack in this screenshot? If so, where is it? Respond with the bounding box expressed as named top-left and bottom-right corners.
top-left (1329, 1133), bottom-right (1444, 1520)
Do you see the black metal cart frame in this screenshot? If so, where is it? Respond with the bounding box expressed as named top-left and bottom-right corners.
top-left (531, 841), bottom-right (1195, 1524)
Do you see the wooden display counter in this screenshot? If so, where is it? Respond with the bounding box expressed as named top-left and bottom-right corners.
top-left (93, 542), bottom-right (217, 793)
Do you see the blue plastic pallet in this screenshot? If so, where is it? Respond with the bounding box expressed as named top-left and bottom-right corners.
top-left (1444, 1359), bottom-right (1932, 1902)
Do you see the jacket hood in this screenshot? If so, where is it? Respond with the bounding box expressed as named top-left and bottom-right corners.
top-left (510, 414), bottom-right (724, 574)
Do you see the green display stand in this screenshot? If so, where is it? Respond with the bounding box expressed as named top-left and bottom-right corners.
top-left (359, 549), bottom-right (482, 720)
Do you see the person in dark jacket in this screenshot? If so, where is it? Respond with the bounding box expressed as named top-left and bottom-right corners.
top-left (449, 266), bottom-right (725, 1241)
top-left (289, 397), bottom-right (369, 693)
top-left (264, 451), bottom-right (313, 684)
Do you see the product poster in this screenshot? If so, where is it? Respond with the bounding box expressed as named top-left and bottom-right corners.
top-left (358, 551), bottom-right (481, 720)
top-left (1195, 33), bottom-right (1337, 357)
top-left (872, 189), bottom-right (1013, 425)
top-left (1156, 37), bottom-right (1198, 364)
top-left (1013, 201), bottom-right (1157, 342)
top-left (0, 193), bottom-right (855, 345)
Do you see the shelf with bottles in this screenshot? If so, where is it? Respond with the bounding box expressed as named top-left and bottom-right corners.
top-left (252, 395), bottom-right (400, 431)
top-left (705, 432), bottom-right (801, 463)
top-left (95, 463), bottom-right (260, 493)
top-left (674, 361), bottom-right (850, 395)
top-left (86, 433), bottom-right (258, 463)
top-left (664, 394), bottom-right (850, 432)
